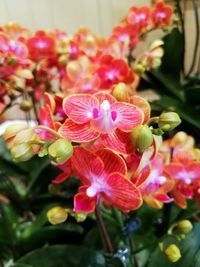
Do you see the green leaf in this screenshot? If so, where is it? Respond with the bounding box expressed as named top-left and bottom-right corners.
top-left (185, 87), bottom-right (200, 105)
top-left (150, 70), bottom-right (184, 100)
top-left (161, 28), bottom-right (184, 81)
top-left (14, 245), bottom-right (105, 267)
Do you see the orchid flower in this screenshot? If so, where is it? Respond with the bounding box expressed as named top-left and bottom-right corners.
top-left (164, 152), bottom-right (200, 208)
top-left (71, 146), bottom-right (142, 213)
top-left (59, 92), bottom-right (144, 153)
top-left (151, 0), bottom-right (173, 27)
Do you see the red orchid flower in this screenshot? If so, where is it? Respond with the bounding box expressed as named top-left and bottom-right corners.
top-left (96, 55), bottom-right (133, 89)
top-left (151, 0), bottom-right (173, 27)
top-left (127, 6), bottom-right (151, 31)
top-left (59, 92), bottom-right (143, 153)
top-left (27, 31), bottom-right (56, 61)
top-left (71, 146), bottom-right (142, 213)
top-left (164, 152), bottom-right (200, 208)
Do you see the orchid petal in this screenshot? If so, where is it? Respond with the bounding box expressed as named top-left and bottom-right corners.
top-left (74, 192), bottom-right (96, 213)
top-left (52, 173), bottom-right (69, 184)
top-left (130, 95), bottom-right (150, 123)
top-left (71, 147), bottom-right (104, 184)
top-left (97, 148), bottom-right (127, 175)
top-left (111, 102), bottom-right (144, 131)
top-left (59, 119), bottom-right (100, 142)
top-left (101, 129), bottom-right (133, 154)
top-left (63, 94), bottom-right (99, 123)
top-left (102, 172), bottom-right (142, 212)
top-left (94, 92), bottom-right (117, 105)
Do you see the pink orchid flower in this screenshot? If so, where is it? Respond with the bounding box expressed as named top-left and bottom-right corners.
top-left (59, 92), bottom-right (144, 153)
top-left (164, 151), bottom-right (200, 208)
top-left (71, 147), bottom-right (142, 213)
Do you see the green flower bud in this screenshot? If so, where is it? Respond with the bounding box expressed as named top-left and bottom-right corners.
top-left (47, 207), bottom-right (68, 225)
top-left (130, 125), bottom-right (153, 153)
top-left (164, 244), bottom-right (181, 263)
top-left (158, 112), bottom-right (181, 131)
top-left (48, 139), bottom-right (73, 164)
top-left (176, 220), bottom-right (193, 234)
top-left (20, 100), bottom-right (33, 111)
top-left (133, 63), bottom-right (146, 75)
top-left (3, 123), bottom-right (28, 141)
top-left (11, 143), bottom-right (36, 162)
top-left (71, 212), bottom-right (87, 223)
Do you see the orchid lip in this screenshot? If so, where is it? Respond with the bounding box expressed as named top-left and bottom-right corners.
top-left (92, 100), bottom-right (118, 133)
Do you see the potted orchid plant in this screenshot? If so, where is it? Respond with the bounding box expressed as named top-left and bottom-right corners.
top-left (0, 1), bottom-right (200, 267)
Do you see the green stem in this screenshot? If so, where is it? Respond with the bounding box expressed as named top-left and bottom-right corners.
top-left (34, 125), bottom-right (63, 139)
top-left (95, 206), bottom-right (114, 254)
top-left (147, 116), bottom-right (159, 126)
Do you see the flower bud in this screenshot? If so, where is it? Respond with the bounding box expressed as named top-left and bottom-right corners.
top-left (133, 63), bottom-right (146, 75)
top-left (158, 112), bottom-right (181, 131)
top-left (16, 69), bottom-right (33, 79)
top-left (47, 206), bottom-right (68, 225)
top-left (11, 143), bottom-right (36, 162)
top-left (47, 207), bottom-right (68, 224)
top-left (13, 128), bottom-right (39, 145)
top-left (164, 244), bottom-right (181, 263)
top-left (20, 100), bottom-right (33, 111)
top-left (130, 125), bottom-right (153, 153)
top-left (112, 82), bottom-right (130, 102)
top-left (71, 212), bottom-right (87, 222)
top-left (58, 54), bottom-right (69, 66)
top-left (3, 123), bottom-right (28, 141)
top-left (48, 139), bottom-right (73, 164)
top-left (176, 220), bottom-right (193, 234)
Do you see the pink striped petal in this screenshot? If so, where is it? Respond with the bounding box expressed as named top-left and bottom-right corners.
top-left (94, 92), bottom-right (117, 105)
top-left (59, 119), bottom-right (100, 142)
top-left (111, 102), bottom-right (144, 131)
top-left (74, 192), bottom-right (96, 213)
top-left (97, 149), bottom-right (127, 175)
top-left (101, 129), bottom-right (133, 154)
top-left (71, 147), bottom-right (104, 184)
top-left (63, 94), bottom-right (99, 124)
top-left (102, 172), bottom-right (142, 211)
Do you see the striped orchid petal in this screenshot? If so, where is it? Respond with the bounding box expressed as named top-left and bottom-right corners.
top-left (102, 173), bottom-right (142, 211)
top-left (111, 102), bottom-right (144, 131)
top-left (59, 119), bottom-right (100, 142)
top-left (63, 94), bottom-right (99, 124)
top-left (97, 148), bottom-right (127, 175)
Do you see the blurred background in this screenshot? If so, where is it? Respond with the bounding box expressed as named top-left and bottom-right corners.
top-left (0, 0), bottom-right (199, 72)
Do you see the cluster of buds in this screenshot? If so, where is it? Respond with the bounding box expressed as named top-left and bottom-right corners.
top-left (130, 111), bottom-right (181, 154)
top-left (159, 220), bottom-right (193, 263)
top-left (47, 206), bottom-right (87, 225)
top-left (3, 123), bottom-right (40, 161)
top-left (168, 220), bottom-right (193, 240)
top-left (3, 123), bottom-right (73, 164)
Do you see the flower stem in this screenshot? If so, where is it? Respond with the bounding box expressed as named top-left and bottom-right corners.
top-left (95, 206), bottom-right (114, 254)
top-left (34, 125), bottom-right (63, 139)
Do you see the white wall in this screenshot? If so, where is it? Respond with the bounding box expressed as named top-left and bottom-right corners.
top-left (0, 0), bottom-right (199, 71)
top-left (0, 0), bottom-right (150, 36)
